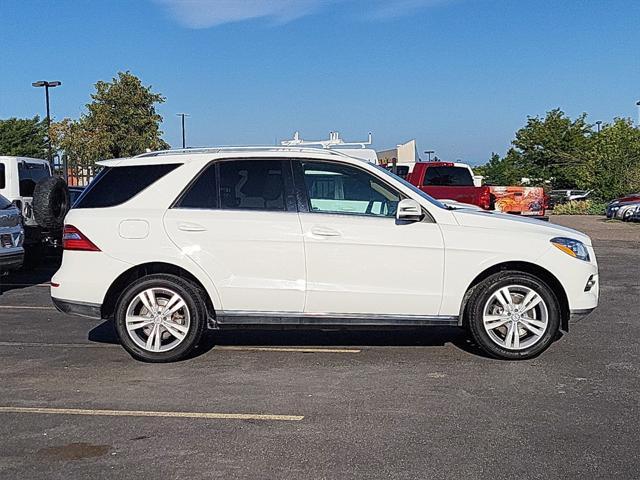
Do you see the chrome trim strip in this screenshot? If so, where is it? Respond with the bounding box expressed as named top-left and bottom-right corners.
top-left (216, 310), bottom-right (458, 327)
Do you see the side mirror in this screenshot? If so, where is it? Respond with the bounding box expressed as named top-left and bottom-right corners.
top-left (396, 198), bottom-right (423, 222)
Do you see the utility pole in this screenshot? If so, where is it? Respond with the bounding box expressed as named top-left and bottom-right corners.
top-left (176, 113), bottom-right (190, 149)
top-left (32, 80), bottom-right (62, 165)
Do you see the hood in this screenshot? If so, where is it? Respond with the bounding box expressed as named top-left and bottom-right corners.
top-left (452, 209), bottom-right (592, 246)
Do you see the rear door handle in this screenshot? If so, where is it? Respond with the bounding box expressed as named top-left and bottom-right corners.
top-left (178, 222), bottom-right (207, 232)
top-left (310, 226), bottom-right (341, 237)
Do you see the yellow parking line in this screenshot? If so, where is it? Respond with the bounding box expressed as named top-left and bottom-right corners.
top-left (0, 406), bottom-right (303, 422)
top-left (216, 346), bottom-right (361, 353)
top-left (0, 306), bottom-right (56, 310)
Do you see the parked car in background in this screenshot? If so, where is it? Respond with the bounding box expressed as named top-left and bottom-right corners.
top-left (0, 194), bottom-right (24, 274)
top-left (0, 156), bottom-right (71, 262)
top-left (606, 193), bottom-right (640, 219)
top-left (68, 186), bottom-right (85, 207)
top-left (548, 189), bottom-right (591, 208)
top-left (52, 146), bottom-right (598, 363)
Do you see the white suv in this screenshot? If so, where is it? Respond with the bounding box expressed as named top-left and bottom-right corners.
top-left (51, 147), bottom-right (599, 362)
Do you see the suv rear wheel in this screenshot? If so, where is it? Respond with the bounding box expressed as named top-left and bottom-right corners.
top-left (466, 271), bottom-right (560, 360)
top-left (114, 274), bottom-right (207, 362)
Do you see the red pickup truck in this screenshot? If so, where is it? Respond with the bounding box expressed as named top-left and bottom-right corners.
top-left (401, 161), bottom-right (547, 217)
top-left (405, 162), bottom-right (494, 210)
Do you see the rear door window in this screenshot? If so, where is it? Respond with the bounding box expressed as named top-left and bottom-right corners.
top-left (74, 164), bottom-right (180, 209)
top-left (423, 166), bottom-right (473, 186)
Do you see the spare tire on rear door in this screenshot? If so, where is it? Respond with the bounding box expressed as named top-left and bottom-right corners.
top-left (33, 176), bottom-right (70, 229)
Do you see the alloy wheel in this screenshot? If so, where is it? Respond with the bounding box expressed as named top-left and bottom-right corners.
top-left (125, 287), bottom-right (191, 353)
top-left (482, 285), bottom-right (549, 351)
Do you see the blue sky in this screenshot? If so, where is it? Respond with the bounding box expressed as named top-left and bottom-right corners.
top-left (1, 0), bottom-right (639, 164)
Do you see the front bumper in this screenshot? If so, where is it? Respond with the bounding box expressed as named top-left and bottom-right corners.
top-left (0, 251), bottom-right (24, 272)
top-left (52, 297), bottom-right (102, 319)
top-left (569, 307), bottom-right (596, 323)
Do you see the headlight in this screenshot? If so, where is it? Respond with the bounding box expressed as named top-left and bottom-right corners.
top-left (551, 237), bottom-right (590, 262)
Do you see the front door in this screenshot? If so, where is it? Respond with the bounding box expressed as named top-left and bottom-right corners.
top-left (295, 160), bottom-right (444, 317)
top-left (164, 159), bottom-right (306, 313)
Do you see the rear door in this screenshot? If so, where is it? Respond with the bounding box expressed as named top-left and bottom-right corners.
top-left (295, 159), bottom-right (445, 317)
top-left (163, 159), bottom-right (306, 314)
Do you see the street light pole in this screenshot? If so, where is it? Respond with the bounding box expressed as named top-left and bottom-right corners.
top-left (595, 121), bottom-right (602, 133)
top-left (176, 113), bottom-right (190, 149)
top-left (424, 150), bottom-right (435, 161)
top-left (636, 101), bottom-right (640, 127)
top-left (32, 80), bottom-right (61, 165)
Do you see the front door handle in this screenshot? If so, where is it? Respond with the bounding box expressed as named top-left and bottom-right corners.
top-left (178, 222), bottom-right (207, 232)
top-left (310, 226), bottom-right (341, 237)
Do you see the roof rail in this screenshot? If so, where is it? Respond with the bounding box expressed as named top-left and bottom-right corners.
top-left (134, 145), bottom-right (357, 159)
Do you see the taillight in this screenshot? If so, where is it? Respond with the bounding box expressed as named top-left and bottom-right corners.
top-left (479, 189), bottom-right (493, 210)
top-left (62, 225), bottom-right (100, 251)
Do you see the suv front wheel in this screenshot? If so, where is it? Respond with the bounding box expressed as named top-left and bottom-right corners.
top-left (115, 274), bottom-right (207, 362)
top-left (466, 272), bottom-right (561, 360)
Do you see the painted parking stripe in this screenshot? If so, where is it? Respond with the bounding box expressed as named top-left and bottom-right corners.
top-left (0, 306), bottom-right (56, 310)
top-left (0, 406), bottom-right (303, 422)
top-left (216, 346), bottom-right (361, 353)
top-left (0, 341), bottom-right (360, 353)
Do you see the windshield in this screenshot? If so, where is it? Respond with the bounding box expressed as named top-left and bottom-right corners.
top-left (372, 164), bottom-right (447, 209)
top-left (0, 194), bottom-right (13, 210)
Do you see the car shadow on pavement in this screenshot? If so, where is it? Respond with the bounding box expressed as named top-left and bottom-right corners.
top-left (87, 321), bottom-right (488, 359)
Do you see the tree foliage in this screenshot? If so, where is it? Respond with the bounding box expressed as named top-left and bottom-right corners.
top-left (0, 116), bottom-right (47, 158)
top-left (476, 109), bottom-right (640, 200)
top-left (52, 71), bottom-right (170, 163)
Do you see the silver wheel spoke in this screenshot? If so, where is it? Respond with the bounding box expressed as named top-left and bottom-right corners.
top-left (162, 321), bottom-right (188, 340)
top-left (520, 291), bottom-right (542, 314)
top-left (520, 317), bottom-right (546, 336)
top-left (145, 324), bottom-right (160, 352)
top-left (495, 287), bottom-right (512, 308)
top-left (161, 294), bottom-right (182, 315)
top-left (164, 299), bottom-right (186, 317)
top-left (484, 315), bottom-right (511, 330)
top-left (504, 322), bottom-right (519, 349)
top-left (126, 315), bottom-right (154, 331)
top-left (138, 290), bottom-right (157, 313)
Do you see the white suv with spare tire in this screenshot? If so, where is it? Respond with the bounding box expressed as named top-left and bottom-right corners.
top-left (51, 146), bottom-right (599, 362)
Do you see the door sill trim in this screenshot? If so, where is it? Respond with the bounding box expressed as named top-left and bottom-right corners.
top-left (216, 310), bottom-right (458, 327)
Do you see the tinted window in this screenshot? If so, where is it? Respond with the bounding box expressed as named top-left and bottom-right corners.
top-left (0, 194), bottom-right (11, 209)
top-left (218, 160), bottom-right (285, 211)
top-left (302, 161), bottom-right (400, 217)
top-left (0, 164), bottom-right (5, 189)
top-left (18, 161), bottom-right (50, 196)
top-left (74, 164), bottom-right (180, 209)
top-left (177, 164), bottom-right (218, 209)
top-left (423, 166), bottom-right (473, 186)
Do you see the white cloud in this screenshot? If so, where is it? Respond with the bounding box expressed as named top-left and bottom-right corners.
top-left (155, 0), bottom-right (453, 28)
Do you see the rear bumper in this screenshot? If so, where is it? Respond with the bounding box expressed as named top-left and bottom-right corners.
top-left (0, 251), bottom-right (24, 272)
top-left (52, 297), bottom-right (102, 319)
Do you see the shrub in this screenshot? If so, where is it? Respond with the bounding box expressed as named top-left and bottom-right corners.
top-left (552, 199), bottom-right (607, 215)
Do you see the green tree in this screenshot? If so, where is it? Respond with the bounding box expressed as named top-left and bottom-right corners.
top-left (511, 108), bottom-right (592, 187)
top-left (53, 71), bottom-right (170, 163)
top-left (0, 116), bottom-right (47, 158)
top-left (474, 152), bottom-right (521, 185)
top-left (580, 118), bottom-right (640, 200)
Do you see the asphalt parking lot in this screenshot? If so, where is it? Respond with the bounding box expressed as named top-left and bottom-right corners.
top-left (0, 216), bottom-right (638, 480)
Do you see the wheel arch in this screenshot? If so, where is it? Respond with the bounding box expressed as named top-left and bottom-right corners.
top-left (458, 261), bottom-right (570, 332)
top-left (101, 261), bottom-right (216, 322)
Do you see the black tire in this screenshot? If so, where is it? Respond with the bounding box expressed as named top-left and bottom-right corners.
top-left (33, 176), bottom-right (70, 229)
top-left (466, 271), bottom-right (561, 360)
top-left (114, 274), bottom-right (207, 362)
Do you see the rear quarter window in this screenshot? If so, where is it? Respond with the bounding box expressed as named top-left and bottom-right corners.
top-left (74, 163), bottom-right (180, 209)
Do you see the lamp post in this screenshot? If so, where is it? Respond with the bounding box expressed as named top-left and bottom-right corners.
top-left (32, 80), bottom-right (61, 165)
top-left (636, 101), bottom-right (640, 126)
top-left (424, 150), bottom-right (435, 161)
top-left (595, 121), bottom-right (602, 133)
top-left (176, 113), bottom-right (190, 149)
